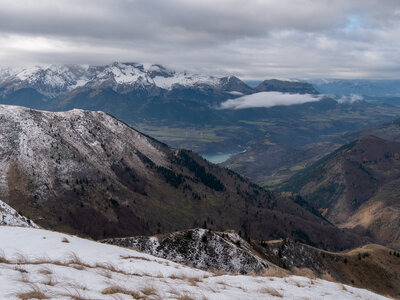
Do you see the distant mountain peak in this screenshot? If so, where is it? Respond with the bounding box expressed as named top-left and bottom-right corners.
top-left (255, 79), bottom-right (319, 94)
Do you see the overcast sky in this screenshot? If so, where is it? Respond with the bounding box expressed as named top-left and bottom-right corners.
top-left (0, 0), bottom-right (399, 79)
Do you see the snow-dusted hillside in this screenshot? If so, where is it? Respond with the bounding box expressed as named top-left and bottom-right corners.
top-left (0, 104), bottom-right (168, 202)
top-left (105, 228), bottom-right (270, 274)
top-left (0, 226), bottom-right (389, 299)
top-left (0, 62), bottom-right (226, 96)
top-left (0, 200), bottom-right (37, 227)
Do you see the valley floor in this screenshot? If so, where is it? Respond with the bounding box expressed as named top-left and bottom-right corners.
top-left (0, 226), bottom-right (389, 300)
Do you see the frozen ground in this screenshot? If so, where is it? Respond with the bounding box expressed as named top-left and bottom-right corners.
top-left (0, 226), bottom-right (389, 299)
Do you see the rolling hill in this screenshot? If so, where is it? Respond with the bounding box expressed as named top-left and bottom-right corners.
top-left (280, 135), bottom-right (400, 248)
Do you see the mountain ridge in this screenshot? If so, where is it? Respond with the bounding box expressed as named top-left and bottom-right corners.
top-left (0, 104), bottom-right (365, 250)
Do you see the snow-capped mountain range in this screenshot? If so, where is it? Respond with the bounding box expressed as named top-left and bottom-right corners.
top-left (0, 62), bottom-right (320, 127)
top-left (0, 62), bottom-right (227, 97)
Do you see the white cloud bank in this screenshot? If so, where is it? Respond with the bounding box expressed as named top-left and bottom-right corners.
top-left (219, 92), bottom-right (323, 110)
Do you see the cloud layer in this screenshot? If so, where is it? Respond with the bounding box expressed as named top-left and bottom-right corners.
top-left (0, 0), bottom-right (400, 79)
top-left (219, 92), bottom-right (323, 109)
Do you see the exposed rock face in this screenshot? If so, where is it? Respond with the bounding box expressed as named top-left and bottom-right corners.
top-left (104, 229), bottom-right (269, 274)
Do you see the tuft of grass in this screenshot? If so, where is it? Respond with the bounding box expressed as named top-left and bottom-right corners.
top-left (187, 276), bottom-right (203, 286)
top-left (262, 267), bottom-right (289, 278)
top-left (61, 237), bottom-right (70, 243)
top-left (38, 267), bottom-right (52, 276)
top-left (42, 276), bottom-right (58, 287)
top-left (120, 255), bottom-right (151, 261)
top-left (60, 288), bottom-right (90, 300)
top-left (177, 296), bottom-right (196, 300)
top-left (15, 252), bottom-right (29, 264)
top-left (259, 287), bottom-right (283, 297)
top-left (94, 262), bottom-right (124, 274)
top-left (292, 267), bottom-right (316, 280)
top-left (102, 286), bottom-right (141, 299)
top-left (97, 268), bottom-right (112, 279)
top-left (67, 252), bottom-right (87, 270)
top-left (16, 285), bottom-right (49, 299)
top-left (169, 274), bottom-right (203, 286)
top-left (212, 269), bottom-right (226, 276)
top-left (67, 252), bottom-right (83, 265)
top-left (0, 250), bottom-right (9, 264)
top-left (141, 286), bottom-right (157, 296)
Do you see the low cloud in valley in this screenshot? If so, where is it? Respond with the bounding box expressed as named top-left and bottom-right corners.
top-left (219, 92), bottom-right (323, 109)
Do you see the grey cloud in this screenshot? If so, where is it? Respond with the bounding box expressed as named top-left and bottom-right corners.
top-left (0, 0), bottom-right (400, 79)
top-left (219, 92), bottom-right (323, 109)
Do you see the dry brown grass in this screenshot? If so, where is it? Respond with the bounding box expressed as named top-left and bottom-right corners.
top-left (67, 252), bottom-right (84, 266)
top-left (292, 267), bottom-right (316, 279)
top-left (187, 276), bottom-right (202, 286)
top-left (141, 286), bottom-right (157, 296)
top-left (177, 295), bottom-right (196, 300)
top-left (15, 252), bottom-right (29, 264)
top-left (212, 269), bottom-right (226, 276)
top-left (168, 273), bottom-right (203, 286)
top-left (0, 250), bottom-right (9, 264)
top-left (97, 268), bottom-right (112, 279)
top-left (60, 288), bottom-right (90, 300)
top-left (259, 287), bottom-right (283, 297)
top-left (102, 286), bottom-right (141, 299)
top-left (16, 285), bottom-right (49, 299)
top-left (61, 237), bottom-right (70, 243)
top-left (37, 267), bottom-right (52, 276)
top-left (42, 276), bottom-right (58, 287)
top-left (168, 288), bottom-right (181, 297)
top-left (120, 255), bottom-right (151, 261)
top-left (94, 262), bottom-right (126, 275)
top-left (321, 272), bottom-right (336, 283)
top-left (262, 267), bottom-right (289, 278)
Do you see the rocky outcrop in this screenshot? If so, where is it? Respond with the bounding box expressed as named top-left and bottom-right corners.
top-left (104, 228), bottom-right (270, 274)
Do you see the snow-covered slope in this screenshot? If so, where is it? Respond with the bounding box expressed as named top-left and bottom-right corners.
top-left (0, 62), bottom-right (225, 96)
top-left (0, 200), bottom-right (37, 227)
top-left (0, 226), bottom-right (389, 299)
